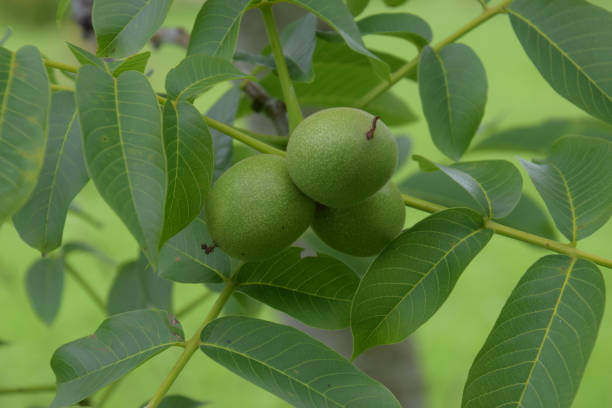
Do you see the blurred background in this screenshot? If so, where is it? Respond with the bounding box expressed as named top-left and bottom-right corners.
top-left (1, 0), bottom-right (611, 407)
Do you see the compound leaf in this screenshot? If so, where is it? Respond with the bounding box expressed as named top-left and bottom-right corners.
top-left (200, 316), bottom-right (400, 407)
top-left (13, 91), bottom-right (88, 254)
top-left (351, 208), bottom-right (492, 358)
top-left (462, 255), bottom-right (605, 408)
top-left (50, 309), bottom-right (184, 408)
top-left (235, 248), bottom-right (359, 330)
top-left (419, 44), bottom-right (487, 160)
top-left (76, 65), bottom-right (166, 269)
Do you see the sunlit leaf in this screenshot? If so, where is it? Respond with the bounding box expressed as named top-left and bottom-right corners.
top-left (200, 316), bottom-right (400, 407)
top-left (351, 208), bottom-right (492, 358)
top-left (93, 0), bottom-right (172, 57)
top-left (419, 44), bottom-right (488, 160)
top-left (509, 0), bottom-right (612, 125)
top-left (413, 156), bottom-right (523, 219)
top-left (76, 65), bottom-right (166, 268)
top-left (159, 211), bottom-right (230, 284)
top-left (51, 309), bottom-right (184, 408)
top-left (25, 257), bottom-right (64, 325)
top-left (165, 55), bottom-right (249, 101)
top-left (235, 248), bottom-right (359, 329)
top-left (463, 255), bottom-right (605, 408)
top-left (161, 100), bottom-right (213, 243)
top-left (67, 43), bottom-right (105, 69)
top-left (188, 0), bottom-right (252, 58)
top-left (357, 13), bottom-right (432, 48)
top-left (13, 91), bottom-right (88, 254)
top-left (112, 51), bottom-right (151, 76)
top-left (107, 253), bottom-right (173, 315)
top-left (520, 136), bottom-right (612, 242)
top-left (0, 46), bottom-right (50, 225)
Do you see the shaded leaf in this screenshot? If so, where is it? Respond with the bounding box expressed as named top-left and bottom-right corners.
top-left (112, 51), bottom-right (151, 76)
top-left (93, 0), bottom-right (172, 57)
top-left (141, 395), bottom-right (209, 408)
top-left (278, 13), bottom-right (317, 82)
top-left (286, 0), bottom-right (389, 80)
top-left (159, 212), bottom-right (230, 283)
top-left (413, 156), bottom-right (523, 219)
top-left (61, 241), bottom-right (116, 265)
top-left (473, 117), bottom-right (612, 154)
top-left (462, 255), bottom-right (605, 408)
top-left (76, 66), bottom-right (166, 268)
top-left (50, 309), bottom-right (184, 408)
top-left (509, 0), bottom-right (612, 125)
top-left (107, 253), bottom-right (173, 315)
top-left (395, 135), bottom-right (412, 170)
top-left (188, 0), bottom-right (252, 58)
top-left (419, 44), bottom-right (488, 160)
top-left (400, 172), bottom-right (556, 239)
top-left (0, 46), bottom-right (50, 224)
top-left (235, 248), bottom-right (359, 329)
top-left (351, 208), bottom-right (492, 358)
top-left (67, 43), bottom-right (105, 69)
top-left (357, 13), bottom-right (432, 48)
top-left (200, 316), bottom-right (400, 407)
top-left (161, 100), bottom-right (213, 243)
top-left (13, 91), bottom-right (88, 254)
top-left (25, 257), bottom-right (64, 325)
top-left (520, 136), bottom-right (612, 242)
top-left (208, 87), bottom-right (241, 180)
top-left (346, 0), bottom-right (369, 17)
top-left (165, 55), bottom-right (249, 101)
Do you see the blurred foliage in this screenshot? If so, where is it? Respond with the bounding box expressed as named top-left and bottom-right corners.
top-left (1, 0), bottom-right (61, 25)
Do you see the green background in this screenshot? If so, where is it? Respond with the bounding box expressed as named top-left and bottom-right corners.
top-left (1, 0), bottom-right (611, 407)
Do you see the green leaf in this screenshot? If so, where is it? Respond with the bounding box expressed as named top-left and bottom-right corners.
top-left (107, 253), bottom-right (172, 315)
top-left (13, 91), bottom-right (88, 254)
top-left (56, 0), bottom-right (71, 26)
top-left (235, 248), bottom-right (359, 330)
top-left (159, 211), bottom-right (230, 283)
top-left (141, 395), bottom-right (209, 408)
top-left (462, 255), bottom-right (605, 408)
top-left (346, 0), bottom-right (369, 17)
top-left (0, 46), bottom-right (50, 225)
top-left (188, 0), bottom-right (252, 58)
top-left (25, 257), bottom-right (64, 325)
top-left (400, 172), bottom-right (556, 239)
top-left (303, 231), bottom-right (373, 278)
top-left (473, 117), bottom-right (612, 154)
top-left (208, 87), bottom-right (241, 179)
top-left (278, 13), bottom-right (317, 83)
top-left (112, 51), bottom-right (151, 77)
top-left (165, 55), bottom-right (249, 101)
top-left (259, 39), bottom-right (416, 126)
top-left (520, 136), bottom-right (612, 242)
top-left (93, 0), bottom-right (172, 58)
top-left (508, 0), bottom-right (612, 125)
top-left (357, 13), bottom-right (432, 48)
top-left (351, 208), bottom-right (492, 358)
top-left (161, 100), bottom-right (213, 243)
top-left (200, 316), bottom-right (400, 407)
top-left (51, 309), bottom-right (184, 408)
top-left (418, 44), bottom-right (488, 160)
top-left (62, 241), bottom-right (116, 265)
top-left (76, 65), bottom-right (166, 269)
top-left (413, 156), bottom-right (523, 219)
top-left (67, 43), bottom-right (105, 69)
top-left (286, 0), bottom-right (390, 80)
top-left (0, 28), bottom-right (12, 47)
top-left (395, 135), bottom-right (412, 170)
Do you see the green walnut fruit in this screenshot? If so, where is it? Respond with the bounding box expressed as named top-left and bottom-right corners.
top-left (384, 0), bottom-right (409, 6)
top-left (205, 154), bottom-right (315, 261)
top-left (312, 182), bottom-right (406, 257)
top-left (287, 107), bottom-right (397, 208)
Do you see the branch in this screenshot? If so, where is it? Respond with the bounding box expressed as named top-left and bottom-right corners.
top-left (146, 280), bottom-right (237, 408)
top-left (356, 0), bottom-right (513, 107)
top-left (64, 262), bottom-right (107, 313)
top-left (176, 291), bottom-right (214, 319)
top-left (0, 384), bottom-right (56, 395)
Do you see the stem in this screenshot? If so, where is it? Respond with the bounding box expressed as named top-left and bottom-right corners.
top-left (260, 3), bottom-right (303, 133)
top-left (176, 291), bottom-right (214, 319)
top-left (0, 384), bottom-right (56, 395)
top-left (402, 194), bottom-right (612, 270)
top-left (146, 280), bottom-right (237, 408)
top-left (356, 0), bottom-right (513, 107)
top-left (203, 116), bottom-right (286, 156)
top-left (236, 126), bottom-right (288, 148)
top-left (50, 84), bottom-right (75, 93)
top-left (44, 59), bottom-right (78, 74)
top-left (64, 262), bottom-right (107, 313)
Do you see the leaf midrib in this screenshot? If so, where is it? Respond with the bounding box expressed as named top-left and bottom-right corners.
top-left (548, 162), bottom-right (577, 243)
top-left (97, 0), bottom-right (156, 56)
top-left (0, 50), bottom-right (16, 143)
top-left (238, 281), bottom-right (352, 303)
